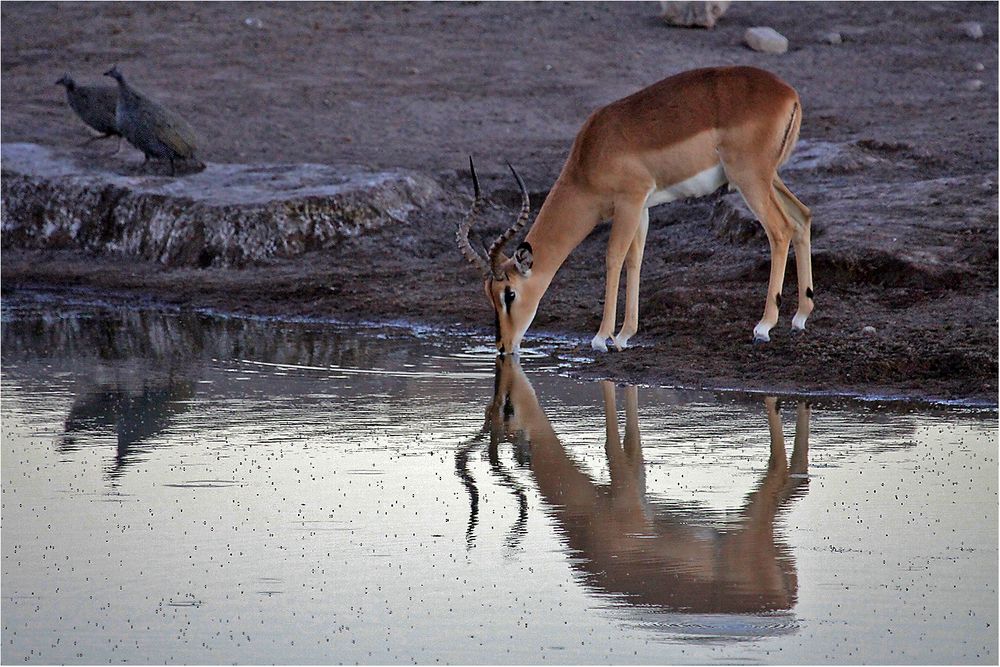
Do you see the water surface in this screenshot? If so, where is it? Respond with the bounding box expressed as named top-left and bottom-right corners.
top-left (2, 292), bottom-right (996, 664)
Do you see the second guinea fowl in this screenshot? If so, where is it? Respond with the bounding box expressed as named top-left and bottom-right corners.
top-left (103, 65), bottom-right (200, 175)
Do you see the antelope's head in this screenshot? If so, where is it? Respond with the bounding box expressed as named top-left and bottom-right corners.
top-left (485, 356), bottom-right (539, 440)
top-left (457, 158), bottom-right (540, 357)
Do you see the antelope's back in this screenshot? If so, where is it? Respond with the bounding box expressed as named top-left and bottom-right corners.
top-left (566, 67), bottom-right (799, 183)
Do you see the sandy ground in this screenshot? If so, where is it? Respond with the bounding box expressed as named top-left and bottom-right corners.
top-left (2, 2), bottom-right (997, 403)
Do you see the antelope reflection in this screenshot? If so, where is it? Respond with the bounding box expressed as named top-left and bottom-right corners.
top-left (459, 358), bottom-right (810, 614)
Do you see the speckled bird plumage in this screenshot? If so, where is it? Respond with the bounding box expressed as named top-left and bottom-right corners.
top-left (104, 66), bottom-right (198, 167)
top-left (56, 74), bottom-right (120, 138)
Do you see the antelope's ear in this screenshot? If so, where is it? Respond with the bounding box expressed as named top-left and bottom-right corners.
top-left (512, 242), bottom-right (533, 276)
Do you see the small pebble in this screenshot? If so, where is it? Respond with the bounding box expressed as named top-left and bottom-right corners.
top-left (974, 62), bottom-right (985, 71)
top-left (690, 302), bottom-right (715, 316)
top-left (862, 325), bottom-right (877, 336)
top-left (819, 31), bottom-right (842, 45)
top-left (958, 21), bottom-right (983, 39)
top-left (964, 79), bottom-right (984, 92)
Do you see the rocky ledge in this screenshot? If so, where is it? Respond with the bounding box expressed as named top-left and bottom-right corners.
top-left (1, 143), bottom-right (443, 267)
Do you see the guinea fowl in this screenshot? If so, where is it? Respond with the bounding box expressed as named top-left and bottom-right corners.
top-left (55, 73), bottom-right (122, 151)
top-left (103, 65), bottom-right (200, 175)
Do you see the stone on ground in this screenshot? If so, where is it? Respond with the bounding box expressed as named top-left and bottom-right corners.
top-left (744, 27), bottom-right (789, 54)
top-left (659, 1), bottom-right (730, 28)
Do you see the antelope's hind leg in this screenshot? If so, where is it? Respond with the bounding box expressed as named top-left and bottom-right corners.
top-left (729, 174), bottom-right (796, 343)
top-left (773, 176), bottom-right (814, 331)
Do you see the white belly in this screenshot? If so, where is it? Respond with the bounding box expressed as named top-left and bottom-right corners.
top-left (644, 164), bottom-right (727, 208)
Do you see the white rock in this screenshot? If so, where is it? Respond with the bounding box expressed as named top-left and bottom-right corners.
top-left (744, 27), bottom-right (789, 54)
top-left (862, 325), bottom-right (877, 336)
top-left (965, 79), bottom-right (984, 91)
top-left (659, 1), bottom-right (730, 29)
top-left (818, 30), bottom-right (842, 45)
top-left (974, 62), bottom-right (985, 71)
top-left (958, 21), bottom-right (984, 39)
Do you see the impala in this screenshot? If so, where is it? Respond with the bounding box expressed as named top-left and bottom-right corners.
top-left (457, 66), bottom-right (813, 355)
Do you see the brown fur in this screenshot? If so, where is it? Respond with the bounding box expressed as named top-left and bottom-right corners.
top-left (566, 67), bottom-right (798, 189)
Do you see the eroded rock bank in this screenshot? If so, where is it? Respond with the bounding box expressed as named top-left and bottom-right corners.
top-left (1, 143), bottom-right (442, 267)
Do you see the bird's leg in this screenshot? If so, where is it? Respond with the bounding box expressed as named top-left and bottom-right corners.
top-left (169, 158), bottom-right (176, 176)
top-left (78, 133), bottom-right (112, 148)
top-left (110, 136), bottom-right (123, 157)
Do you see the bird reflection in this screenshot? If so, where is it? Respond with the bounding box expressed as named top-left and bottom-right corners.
top-left (59, 379), bottom-right (194, 481)
top-left (458, 357), bottom-right (811, 614)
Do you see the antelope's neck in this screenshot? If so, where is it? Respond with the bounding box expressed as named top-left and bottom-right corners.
top-left (506, 375), bottom-right (598, 501)
top-left (523, 178), bottom-right (603, 292)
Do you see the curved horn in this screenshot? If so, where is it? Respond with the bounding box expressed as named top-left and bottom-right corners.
top-left (487, 162), bottom-right (531, 273)
top-left (457, 156), bottom-right (490, 274)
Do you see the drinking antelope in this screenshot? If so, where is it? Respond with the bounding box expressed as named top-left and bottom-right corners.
top-left (461, 357), bottom-right (811, 613)
top-left (457, 66), bottom-right (812, 355)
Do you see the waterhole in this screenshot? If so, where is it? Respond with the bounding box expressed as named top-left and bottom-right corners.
top-left (2, 291), bottom-right (996, 664)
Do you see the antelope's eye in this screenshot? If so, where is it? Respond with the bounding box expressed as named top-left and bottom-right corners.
top-left (503, 286), bottom-right (515, 310)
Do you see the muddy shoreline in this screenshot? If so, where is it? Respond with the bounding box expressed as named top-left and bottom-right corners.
top-left (2, 264), bottom-right (995, 408)
top-left (5, 281), bottom-right (997, 410)
top-left (2, 2), bottom-right (997, 405)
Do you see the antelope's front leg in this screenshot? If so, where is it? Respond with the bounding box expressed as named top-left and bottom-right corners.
top-left (592, 199), bottom-right (645, 352)
top-left (603, 382), bottom-right (645, 504)
top-left (614, 209), bottom-right (649, 350)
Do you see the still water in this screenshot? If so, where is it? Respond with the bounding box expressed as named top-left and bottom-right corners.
top-left (1, 292), bottom-right (996, 664)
